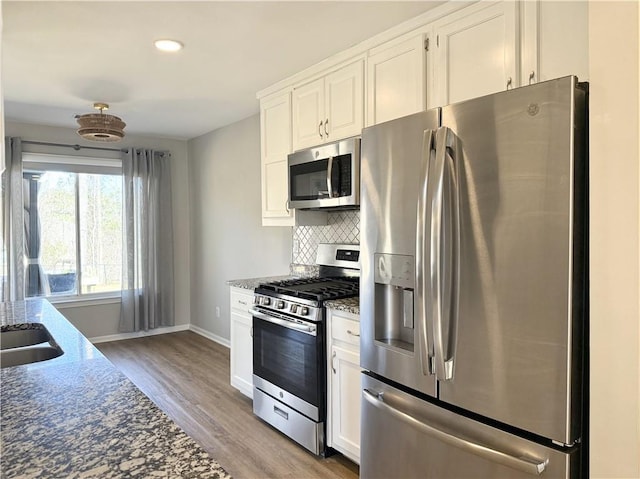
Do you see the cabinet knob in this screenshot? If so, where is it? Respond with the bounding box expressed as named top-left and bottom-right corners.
top-left (506, 77), bottom-right (513, 90)
top-left (332, 351), bottom-right (337, 374)
top-left (318, 121), bottom-right (324, 139)
top-left (528, 71), bottom-right (535, 85)
top-left (324, 119), bottom-right (329, 137)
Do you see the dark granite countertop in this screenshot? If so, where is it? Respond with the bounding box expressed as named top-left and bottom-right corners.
top-left (226, 264), bottom-right (322, 291)
top-left (226, 275), bottom-right (294, 291)
top-left (325, 297), bottom-right (360, 315)
top-left (0, 299), bottom-right (231, 479)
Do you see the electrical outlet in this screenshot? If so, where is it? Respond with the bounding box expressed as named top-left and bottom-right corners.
top-left (215, 306), bottom-right (220, 318)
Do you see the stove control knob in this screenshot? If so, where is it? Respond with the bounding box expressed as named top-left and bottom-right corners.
top-left (263, 297), bottom-right (271, 306)
top-left (300, 307), bottom-right (309, 316)
top-left (254, 296), bottom-right (259, 304)
top-left (276, 300), bottom-right (285, 309)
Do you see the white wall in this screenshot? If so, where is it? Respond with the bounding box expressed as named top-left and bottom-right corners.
top-left (4, 121), bottom-right (191, 339)
top-left (589, 2), bottom-right (640, 478)
top-left (188, 114), bottom-right (291, 341)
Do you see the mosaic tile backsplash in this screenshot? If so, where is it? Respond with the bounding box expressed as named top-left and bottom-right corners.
top-left (292, 210), bottom-right (360, 265)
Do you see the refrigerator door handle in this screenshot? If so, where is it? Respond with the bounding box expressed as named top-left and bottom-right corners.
top-left (430, 127), bottom-right (460, 381)
top-left (363, 388), bottom-right (549, 475)
top-left (416, 128), bottom-right (437, 375)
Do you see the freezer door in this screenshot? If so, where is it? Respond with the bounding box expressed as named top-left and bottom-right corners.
top-left (360, 109), bottom-right (439, 398)
top-left (436, 76), bottom-right (588, 444)
top-left (361, 374), bottom-right (578, 479)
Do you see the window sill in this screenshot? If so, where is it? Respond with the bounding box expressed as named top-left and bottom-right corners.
top-left (48, 293), bottom-right (121, 309)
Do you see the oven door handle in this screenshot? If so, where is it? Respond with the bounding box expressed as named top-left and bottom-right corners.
top-left (250, 309), bottom-right (317, 336)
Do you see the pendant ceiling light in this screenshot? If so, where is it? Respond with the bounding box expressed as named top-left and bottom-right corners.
top-left (75, 103), bottom-right (126, 142)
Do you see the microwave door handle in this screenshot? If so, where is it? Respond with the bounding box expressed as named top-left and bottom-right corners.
top-left (417, 129), bottom-right (437, 376)
top-left (327, 156), bottom-right (334, 198)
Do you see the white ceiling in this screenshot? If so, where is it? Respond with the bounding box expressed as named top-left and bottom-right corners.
top-left (3, 1), bottom-right (443, 140)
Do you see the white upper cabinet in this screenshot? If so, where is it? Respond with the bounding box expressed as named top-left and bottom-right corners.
top-left (521, 0), bottom-right (589, 85)
top-left (325, 63), bottom-right (365, 142)
top-left (431, 1), bottom-right (518, 107)
top-left (367, 34), bottom-right (427, 126)
top-left (258, 0), bottom-right (589, 227)
top-left (292, 78), bottom-right (324, 150)
top-left (292, 60), bottom-right (364, 151)
top-left (261, 92), bottom-right (293, 224)
top-left (260, 90), bottom-right (327, 227)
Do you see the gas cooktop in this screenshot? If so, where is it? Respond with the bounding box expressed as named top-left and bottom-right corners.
top-left (256, 277), bottom-right (359, 303)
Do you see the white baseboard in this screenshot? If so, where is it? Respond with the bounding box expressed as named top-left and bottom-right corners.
top-left (189, 324), bottom-right (231, 349)
top-left (89, 324), bottom-right (190, 344)
top-left (89, 323), bottom-right (231, 349)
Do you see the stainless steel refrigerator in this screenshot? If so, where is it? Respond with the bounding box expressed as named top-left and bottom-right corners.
top-left (359, 76), bottom-right (588, 478)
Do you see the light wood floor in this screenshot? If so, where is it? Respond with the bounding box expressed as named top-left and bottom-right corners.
top-left (97, 331), bottom-right (359, 479)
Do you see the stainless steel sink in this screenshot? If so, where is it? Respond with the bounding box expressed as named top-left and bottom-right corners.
top-left (1, 346), bottom-right (63, 368)
top-left (1, 325), bottom-right (51, 350)
top-left (1, 324), bottom-right (64, 368)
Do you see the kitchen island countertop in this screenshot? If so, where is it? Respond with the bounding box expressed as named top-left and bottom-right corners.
top-left (0, 299), bottom-right (231, 479)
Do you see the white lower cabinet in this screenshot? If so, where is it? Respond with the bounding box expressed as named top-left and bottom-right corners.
top-left (327, 308), bottom-right (362, 464)
top-left (230, 287), bottom-right (254, 399)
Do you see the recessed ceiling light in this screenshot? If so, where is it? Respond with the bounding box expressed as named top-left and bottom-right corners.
top-left (154, 39), bottom-right (184, 52)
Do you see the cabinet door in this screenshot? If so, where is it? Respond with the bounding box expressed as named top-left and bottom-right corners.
top-left (432, 1), bottom-right (518, 107)
top-left (292, 77), bottom-right (325, 151)
top-left (521, 0), bottom-right (588, 85)
top-left (261, 92), bottom-right (294, 224)
top-left (367, 35), bottom-right (427, 126)
top-left (262, 159), bottom-right (291, 220)
top-left (325, 60), bottom-right (364, 142)
top-left (330, 345), bottom-right (362, 464)
top-left (230, 310), bottom-right (253, 399)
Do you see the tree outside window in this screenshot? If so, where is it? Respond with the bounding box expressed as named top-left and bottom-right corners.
top-left (24, 169), bottom-right (122, 297)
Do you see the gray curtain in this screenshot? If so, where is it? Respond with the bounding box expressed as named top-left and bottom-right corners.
top-left (23, 172), bottom-right (47, 297)
top-left (2, 137), bottom-right (25, 301)
top-left (120, 148), bottom-right (175, 332)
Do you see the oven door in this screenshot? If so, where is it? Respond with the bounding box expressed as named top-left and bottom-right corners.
top-left (251, 308), bottom-right (324, 417)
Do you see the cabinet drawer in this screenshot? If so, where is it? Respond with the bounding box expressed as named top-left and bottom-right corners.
top-left (332, 315), bottom-right (360, 348)
top-left (231, 289), bottom-right (253, 312)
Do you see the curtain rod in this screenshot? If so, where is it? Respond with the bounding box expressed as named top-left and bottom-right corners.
top-left (21, 140), bottom-right (126, 153)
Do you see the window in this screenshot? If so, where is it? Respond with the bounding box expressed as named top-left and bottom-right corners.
top-left (23, 154), bottom-right (122, 299)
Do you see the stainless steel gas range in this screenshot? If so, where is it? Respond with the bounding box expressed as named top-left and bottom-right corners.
top-left (250, 243), bottom-right (360, 455)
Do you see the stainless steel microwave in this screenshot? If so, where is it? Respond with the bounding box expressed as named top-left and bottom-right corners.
top-left (287, 137), bottom-right (360, 210)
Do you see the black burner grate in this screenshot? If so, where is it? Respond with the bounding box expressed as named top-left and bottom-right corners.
top-left (257, 277), bottom-right (359, 302)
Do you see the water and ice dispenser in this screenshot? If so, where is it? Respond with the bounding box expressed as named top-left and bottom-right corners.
top-left (373, 253), bottom-right (415, 353)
